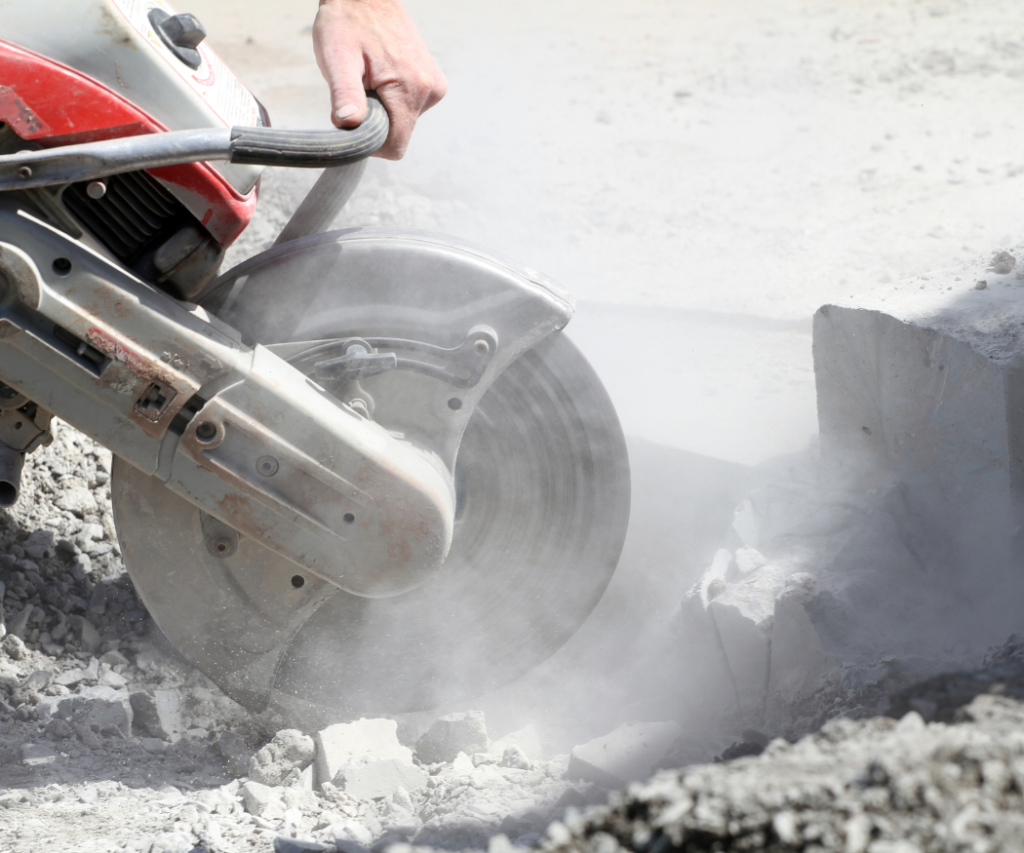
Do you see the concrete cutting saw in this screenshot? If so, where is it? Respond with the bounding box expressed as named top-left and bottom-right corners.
top-left (0, 0), bottom-right (629, 721)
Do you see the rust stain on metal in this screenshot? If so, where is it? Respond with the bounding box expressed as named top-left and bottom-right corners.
top-left (88, 326), bottom-right (147, 373)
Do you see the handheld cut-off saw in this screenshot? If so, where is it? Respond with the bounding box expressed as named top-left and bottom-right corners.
top-left (0, 0), bottom-right (630, 722)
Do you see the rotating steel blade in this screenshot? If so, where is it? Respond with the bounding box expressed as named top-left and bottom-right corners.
top-left (111, 230), bottom-right (630, 722)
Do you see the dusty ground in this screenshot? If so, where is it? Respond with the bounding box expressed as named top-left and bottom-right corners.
top-left (6, 0), bottom-right (1024, 851)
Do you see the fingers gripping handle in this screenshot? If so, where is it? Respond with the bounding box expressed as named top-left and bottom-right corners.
top-left (0, 99), bottom-right (389, 190)
top-left (229, 99), bottom-right (390, 167)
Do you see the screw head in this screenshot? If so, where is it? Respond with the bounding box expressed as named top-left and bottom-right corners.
top-left (86, 180), bottom-right (108, 200)
top-left (256, 455), bottom-right (279, 476)
top-left (212, 537), bottom-right (231, 555)
top-left (195, 422), bottom-right (218, 442)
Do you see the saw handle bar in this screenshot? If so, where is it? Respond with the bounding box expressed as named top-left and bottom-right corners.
top-left (0, 99), bottom-right (389, 191)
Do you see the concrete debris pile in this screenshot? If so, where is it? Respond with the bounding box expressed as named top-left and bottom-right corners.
top-left (512, 652), bottom-right (1024, 853)
top-left (1, 422), bottom-right (688, 853)
top-left (673, 249), bottom-right (1024, 743)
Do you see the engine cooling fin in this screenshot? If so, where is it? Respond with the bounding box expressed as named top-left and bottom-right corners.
top-left (62, 170), bottom-right (192, 266)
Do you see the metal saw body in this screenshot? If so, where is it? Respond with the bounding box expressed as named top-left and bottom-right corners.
top-left (0, 0), bottom-right (631, 718)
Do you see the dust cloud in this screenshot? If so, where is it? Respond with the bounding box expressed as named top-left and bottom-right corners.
top-left (202, 0), bottom-right (1024, 750)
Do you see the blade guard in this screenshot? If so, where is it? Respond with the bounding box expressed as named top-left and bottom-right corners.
top-left (203, 227), bottom-right (576, 472)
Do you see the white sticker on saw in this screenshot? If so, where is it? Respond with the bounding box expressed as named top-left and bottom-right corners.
top-left (109, 0), bottom-right (263, 129)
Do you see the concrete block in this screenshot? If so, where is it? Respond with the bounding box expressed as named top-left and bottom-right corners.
top-left (415, 710), bottom-right (488, 764)
top-left (567, 721), bottom-right (683, 787)
top-left (69, 686), bottom-right (133, 738)
top-left (213, 731), bottom-right (254, 777)
top-left (334, 757), bottom-right (427, 800)
top-left (765, 578), bottom-right (838, 730)
top-left (672, 578), bottom-right (740, 727)
top-left (20, 742), bottom-right (57, 766)
top-left (130, 689), bottom-right (183, 741)
top-left (66, 615), bottom-right (101, 653)
top-left (706, 562), bottom-right (786, 721)
top-left (22, 529), bottom-right (55, 560)
top-left (250, 729), bottom-right (316, 786)
top-left (499, 745), bottom-right (531, 770)
top-left (315, 718), bottom-right (412, 788)
top-left (54, 657), bottom-right (99, 687)
top-left (328, 819), bottom-right (374, 847)
top-left (35, 686), bottom-right (132, 737)
top-left (813, 259), bottom-right (1024, 575)
top-left (241, 780), bottom-right (285, 820)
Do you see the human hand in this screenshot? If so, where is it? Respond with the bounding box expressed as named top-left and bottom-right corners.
top-left (313, 0), bottom-right (448, 160)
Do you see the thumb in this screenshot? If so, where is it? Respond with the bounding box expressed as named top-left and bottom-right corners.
top-left (328, 64), bottom-right (369, 128)
top-left (313, 16), bottom-right (369, 127)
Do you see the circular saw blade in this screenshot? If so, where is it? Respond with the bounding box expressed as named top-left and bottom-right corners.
top-left (113, 332), bottom-right (629, 720)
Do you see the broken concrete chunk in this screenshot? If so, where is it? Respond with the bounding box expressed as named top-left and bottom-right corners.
top-left (130, 689), bottom-right (183, 741)
top-left (55, 483), bottom-right (98, 517)
top-left (66, 615), bottom-right (101, 653)
top-left (68, 686), bottom-right (133, 738)
top-left (567, 721), bottom-right (683, 788)
top-left (241, 780), bottom-right (285, 819)
top-left (814, 275), bottom-right (1024, 572)
top-left (273, 837), bottom-right (334, 853)
top-left (334, 757), bottom-right (427, 800)
top-left (147, 831), bottom-right (195, 853)
top-left (20, 742), bottom-right (57, 767)
top-left (706, 566), bottom-right (786, 722)
top-left (54, 657), bottom-right (100, 688)
top-left (315, 718), bottom-right (412, 788)
top-left (328, 819), bottom-right (374, 847)
top-left (765, 581), bottom-right (838, 730)
top-left (499, 745), bottom-right (531, 770)
top-left (415, 710), bottom-right (488, 764)
top-left (250, 729), bottom-right (316, 786)
top-left (1, 634), bottom-right (26, 660)
top-left (22, 529), bottom-right (55, 560)
top-left (213, 730), bottom-right (254, 777)
top-left (8, 605), bottom-right (32, 640)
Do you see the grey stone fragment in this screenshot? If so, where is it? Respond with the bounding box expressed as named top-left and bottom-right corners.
top-left (567, 721), bottom-right (683, 787)
top-left (54, 657), bottom-right (99, 687)
top-left (39, 686), bottom-right (133, 737)
top-left (55, 484), bottom-right (98, 517)
top-left (73, 686), bottom-right (133, 737)
top-left (273, 837), bottom-right (333, 853)
top-left (66, 614), bottom-right (101, 653)
top-left (499, 745), bottom-right (531, 770)
top-left (1, 634), bottom-right (26, 660)
top-left (130, 689), bottom-right (183, 741)
top-left (249, 728), bottom-right (315, 786)
top-left (20, 743), bottom-right (57, 766)
top-left (241, 780), bottom-right (284, 819)
top-left (415, 710), bottom-right (488, 764)
top-left (8, 605), bottom-right (32, 640)
top-left (45, 718), bottom-right (73, 739)
top-left (22, 530), bottom-right (55, 560)
top-left (335, 757), bottom-right (427, 800)
top-left (213, 730), bottom-right (253, 777)
top-left (315, 718), bottom-right (412, 788)
top-left (147, 831), bottom-right (195, 853)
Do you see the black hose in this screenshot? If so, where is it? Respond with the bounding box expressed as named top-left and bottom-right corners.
top-left (229, 98), bottom-right (389, 167)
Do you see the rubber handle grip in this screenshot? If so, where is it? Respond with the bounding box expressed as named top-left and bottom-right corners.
top-left (229, 98), bottom-right (389, 167)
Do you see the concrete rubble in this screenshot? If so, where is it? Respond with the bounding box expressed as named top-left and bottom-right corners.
top-left (4, 157), bottom-right (1024, 853)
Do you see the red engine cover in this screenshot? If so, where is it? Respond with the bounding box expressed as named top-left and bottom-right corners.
top-left (0, 38), bottom-right (256, 247)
